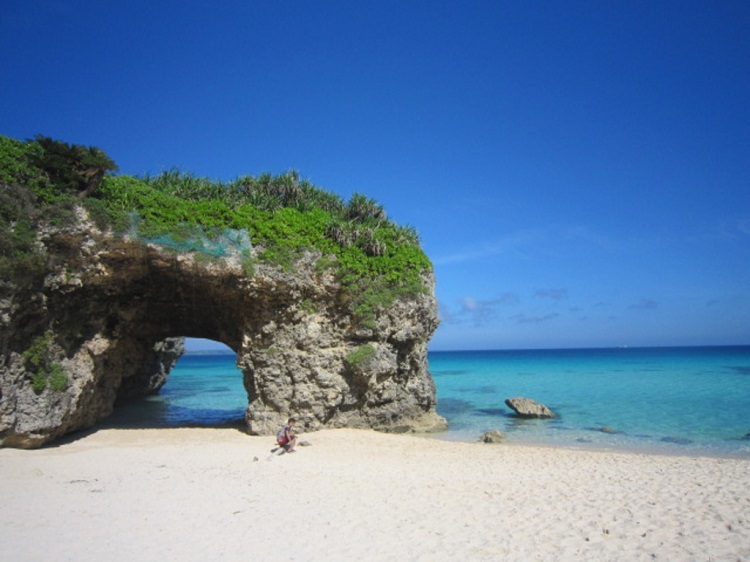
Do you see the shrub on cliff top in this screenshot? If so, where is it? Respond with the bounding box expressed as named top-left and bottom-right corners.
top-left (97, 169), bottom-right (432, 299)
top-left (0, 134), bottom-right (433, 314)
top-left (31, 135), bottom-right (118, 200)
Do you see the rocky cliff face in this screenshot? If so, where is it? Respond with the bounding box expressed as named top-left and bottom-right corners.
top-left (0, 208), bottom-right (445, 448)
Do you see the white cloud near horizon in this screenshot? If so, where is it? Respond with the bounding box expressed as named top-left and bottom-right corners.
top-left (512, 312), bottom-right (561, 324)
top-left (440, 293), bottom-right (520, 326)
top-left (432, 229), bottom-right (543, 266)
top-left (535, 288), bottom-right (568, 300)
top-left (431, 224), bottom-right (623, 268)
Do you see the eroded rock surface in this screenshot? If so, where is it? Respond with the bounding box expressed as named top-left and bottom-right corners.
top-left (0, 210), bottom-right (445, 448)
top-left (504, 397), bottom-right (556, 419)
top-left (480, 430), bottom-right (506, 444)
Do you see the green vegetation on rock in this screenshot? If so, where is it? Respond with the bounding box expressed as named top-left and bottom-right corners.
top-left (21, 332), bottom-right (68, 393)
top-left (0, 134), bottom-right (432, 322)
top-left (345, 344), bottom-right (377, 372)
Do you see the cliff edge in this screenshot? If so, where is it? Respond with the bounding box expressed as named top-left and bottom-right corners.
top-left (0, 135), bottom-right (446, 447)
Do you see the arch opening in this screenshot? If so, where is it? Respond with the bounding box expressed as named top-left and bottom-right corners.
top-left (105, 338), bottom-right (249, 430)
top-left (1, 236), bottom-right (445, 448)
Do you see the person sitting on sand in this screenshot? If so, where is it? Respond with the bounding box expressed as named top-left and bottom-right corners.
top-left (276, 417), bottom-right (298, 453)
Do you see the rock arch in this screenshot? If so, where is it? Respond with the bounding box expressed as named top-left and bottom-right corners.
top-left (0, 222), bottom-right (445, 448)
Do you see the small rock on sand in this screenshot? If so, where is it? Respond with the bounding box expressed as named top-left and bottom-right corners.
top-left (480, 430), bottom-right (506, 444)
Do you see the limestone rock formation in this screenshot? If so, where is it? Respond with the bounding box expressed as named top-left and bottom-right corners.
top-left (0, 208), bottom-right (446, 448)
top-left (504, 397), bottom-right (556, 419)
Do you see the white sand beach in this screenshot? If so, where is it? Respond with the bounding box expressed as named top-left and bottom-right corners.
top-left (1, 428), bottom-right (748, 561)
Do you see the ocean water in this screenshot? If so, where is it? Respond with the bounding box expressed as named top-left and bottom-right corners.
top-left (430, 347), bottom-right (750, 457)
top-left (104, 354), bottom-right (249, 429)
top-left (106, 346), bottom-right (750, 457)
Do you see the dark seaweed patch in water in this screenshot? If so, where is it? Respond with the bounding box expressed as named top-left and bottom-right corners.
top-left (103, 401), bottom-right (244, 429)
top-left (436, 398), bottom-right (475, 416)
top-left (727, 366), bottom-right (750, 375)
top-left (474, 408), bottom-right (508, 418)
top-left (587, 426), bottom-right (624, 435)
top-left (164, 405), bottom-right (245, 426)
top-left (660, 436), bottom-right (694, 445)
top-left (431, 370), bottom-right (469, 377)
top-left (160, 388), bottom-right (200, 399)
top-left (456, 385), bottom-right (497, 395)
top-left (505, 417), bottom-right (550, 430)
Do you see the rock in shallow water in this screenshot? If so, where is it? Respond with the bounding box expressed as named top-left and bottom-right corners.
top-left (504, 397), bottom-right (556, 419)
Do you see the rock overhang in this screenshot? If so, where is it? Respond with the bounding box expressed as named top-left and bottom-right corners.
top-left (0, 210), bottom-right (446, 448)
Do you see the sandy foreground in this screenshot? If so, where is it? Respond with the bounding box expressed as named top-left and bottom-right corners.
top-left (1, 428), bottom-right (748, 562)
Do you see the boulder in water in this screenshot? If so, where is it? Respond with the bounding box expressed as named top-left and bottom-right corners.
top-left (504, 397), bottom-right (555, 419)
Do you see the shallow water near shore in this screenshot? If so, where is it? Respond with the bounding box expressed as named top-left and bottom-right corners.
top-left (430, 346), bottom-right (750, 457)
top-left (106, 346), bottom-right (750, 457)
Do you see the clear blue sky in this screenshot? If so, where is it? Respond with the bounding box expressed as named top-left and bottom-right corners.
top-left (2, 1), bottom-right (749, 350)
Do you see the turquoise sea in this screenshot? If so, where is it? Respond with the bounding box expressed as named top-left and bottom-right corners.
top-left (106, 346), bottom-right (750, 458)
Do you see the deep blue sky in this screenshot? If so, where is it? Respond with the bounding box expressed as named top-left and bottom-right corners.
top-left (2, 1), bottom-right (749, 350)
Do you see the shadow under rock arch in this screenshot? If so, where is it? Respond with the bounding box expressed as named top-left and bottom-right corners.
top-left (60, 243), bottom-right (265, 436)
